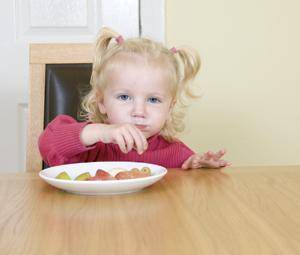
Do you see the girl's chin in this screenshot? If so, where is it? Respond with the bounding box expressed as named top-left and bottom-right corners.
top-left (141, 130), bottom-right (153, 139)
top-left (144, 131), bottom-right (160, 140)
top-left (142, 132), bottom-right (151, 139)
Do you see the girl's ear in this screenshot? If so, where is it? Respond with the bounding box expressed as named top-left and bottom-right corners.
top-left (167, 99), bottom-right (176, 118)
top-left (96, 90), bottom-right (107, 114)
top-left (98, 102), bottom-right (107, 114)
top-left (170, 99), bottom-right (177, 110)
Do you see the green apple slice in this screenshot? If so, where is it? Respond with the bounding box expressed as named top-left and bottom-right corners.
top-left (55, 171), bottom-right (71, 180)
top-left (75, 172), bottom-right (91, 181)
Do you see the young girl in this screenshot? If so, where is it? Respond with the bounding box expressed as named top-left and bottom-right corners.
top-left (39, 27), bottom-right (230, 169)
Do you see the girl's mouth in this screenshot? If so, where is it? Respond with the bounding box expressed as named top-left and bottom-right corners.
top-left (135, 124), bottom-right (147, 130)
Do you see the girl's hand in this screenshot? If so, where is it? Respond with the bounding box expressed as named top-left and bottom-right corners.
top-left (81, 123), bottom-right (148, 154)
top-left (181, 149), bottom-right (231, 170)
top-left (102, 123), bottom-right (148, 154)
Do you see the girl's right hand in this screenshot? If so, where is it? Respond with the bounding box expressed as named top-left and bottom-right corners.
top-left (81, 123), bottom-right (148, 154)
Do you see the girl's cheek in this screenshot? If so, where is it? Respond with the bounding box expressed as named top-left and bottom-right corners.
top-left (152, 111), bottom-right (168, 124)
top-left (109, 109), bottom-right (132, 124)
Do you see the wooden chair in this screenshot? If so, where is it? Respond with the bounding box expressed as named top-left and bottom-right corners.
top-left (26, 44), bottom-right (94, 172)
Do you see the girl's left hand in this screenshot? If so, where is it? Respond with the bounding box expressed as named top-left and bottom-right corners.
top-left (181, 149), bottom-right (231, 170)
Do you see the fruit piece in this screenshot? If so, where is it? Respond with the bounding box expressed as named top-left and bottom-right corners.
top-left (87, 170), bottom-right (116, 181)
top-left (129, 168), bottom-right (150, 178)
top-left (115, 171), bottom-right (133, 180)
top-left (131, 168), bottom-right (140, 173)
top-left (55, 171), bottom-right (71, 180)
top-left (130, 170), bottom-right (150, 178)
top-left (94, 169), bottom-right (115, 180)
top-left (75, 172), bottom-right (91, 181)
top-left (87, 176), bottom-right (102, 181)
top-left (141, 167), bottom-right (151, 175)
top-left (115, 169), bottom-right (150, 180)
top-left (109, 167), bottom-right (127, 177)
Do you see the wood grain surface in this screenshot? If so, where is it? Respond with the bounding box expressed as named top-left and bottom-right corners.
top-left (1, 166), bottom-right (300, 255)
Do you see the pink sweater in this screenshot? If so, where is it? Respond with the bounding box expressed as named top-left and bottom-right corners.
top-left (38, 115), bottom-right (195, 168)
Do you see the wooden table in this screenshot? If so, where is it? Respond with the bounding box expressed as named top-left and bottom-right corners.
top-left (1, 166), bottom-right (300, 255)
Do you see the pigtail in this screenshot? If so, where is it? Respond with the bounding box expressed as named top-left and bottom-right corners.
top-left (81, 27), bottom-right (120, 122)
top-left (91, 27), bottom-right (119, 88)
top-left (159, 46), bottom-right (201, 141)
top-left (175, 46), bottom-right (201, 99)
top-left (92, 27), bottom-right (120, 71)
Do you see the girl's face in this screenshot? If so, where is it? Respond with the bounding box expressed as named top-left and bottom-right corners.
top-left (98, 57), bottom-right (173, 139)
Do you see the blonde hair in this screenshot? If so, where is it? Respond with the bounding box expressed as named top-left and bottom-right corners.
top-left (81, 27), bottom-right (201, 142)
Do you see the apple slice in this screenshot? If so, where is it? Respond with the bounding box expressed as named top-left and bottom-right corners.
top-left (75, 172), bottom-right (91, 181)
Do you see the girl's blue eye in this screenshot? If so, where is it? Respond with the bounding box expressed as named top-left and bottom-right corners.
top-left (148, 97), bottom-right (161, 104)
top-left (117, 94), bottom-right (130, 101)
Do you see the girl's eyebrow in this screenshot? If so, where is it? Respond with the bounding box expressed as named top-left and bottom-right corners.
top-left (149, 92), bottom-right (168, 98)
top-left (113, 89), bottom-right (131, 93)
top-left (112, 89), bottom-right (169, 98)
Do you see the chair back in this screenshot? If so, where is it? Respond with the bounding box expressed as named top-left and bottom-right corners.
top-left (27, 44), bottom-right (93, 172)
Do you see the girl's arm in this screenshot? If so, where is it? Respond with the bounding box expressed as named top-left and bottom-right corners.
top-left (38, 115), bottom-right (98, 166)
top-left (39, 115), bottom-right (148, 166)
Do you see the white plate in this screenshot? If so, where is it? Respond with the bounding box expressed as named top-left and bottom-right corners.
top-left (39, 161), bottom-right (167, 195)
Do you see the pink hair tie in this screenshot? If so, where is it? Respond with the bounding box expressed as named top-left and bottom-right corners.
top-left (170, 47), bottom-right (177, 54)
top-left (115, 35), bottom-right (124, 44)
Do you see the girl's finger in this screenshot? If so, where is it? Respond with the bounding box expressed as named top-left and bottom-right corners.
top-left (203, 151), bottom-right (214, 160)
top-left (128, 126), bottom-right (146, 154)
top-left (199, 159), bottom-right (220, 169)
top-left (114, 134), bottom-right (127, 153)
top-left (135, 127), bottom-right (148, 152)
top-left (214, 149), bottom-right (226, 160)
top-left (121, 129), bottom-right (134, 153)
top-left (218, 160), bottom-right (227, 167)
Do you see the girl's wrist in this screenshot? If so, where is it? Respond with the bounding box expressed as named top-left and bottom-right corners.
top-left (95, 123), bottom-right (110, 143)
top-left (80, 123), bottom-right (106, 146)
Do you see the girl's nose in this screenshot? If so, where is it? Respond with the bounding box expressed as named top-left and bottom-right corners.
top-left (131, 100), bottom-right (146, 118)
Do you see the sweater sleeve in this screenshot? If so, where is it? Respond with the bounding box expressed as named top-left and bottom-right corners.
top-left (133, 136), bottom-right (195, 168)
top-left (38, 114), bottom-right (97, 166)
top-left (162, 140), bottom-right (195, 168)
